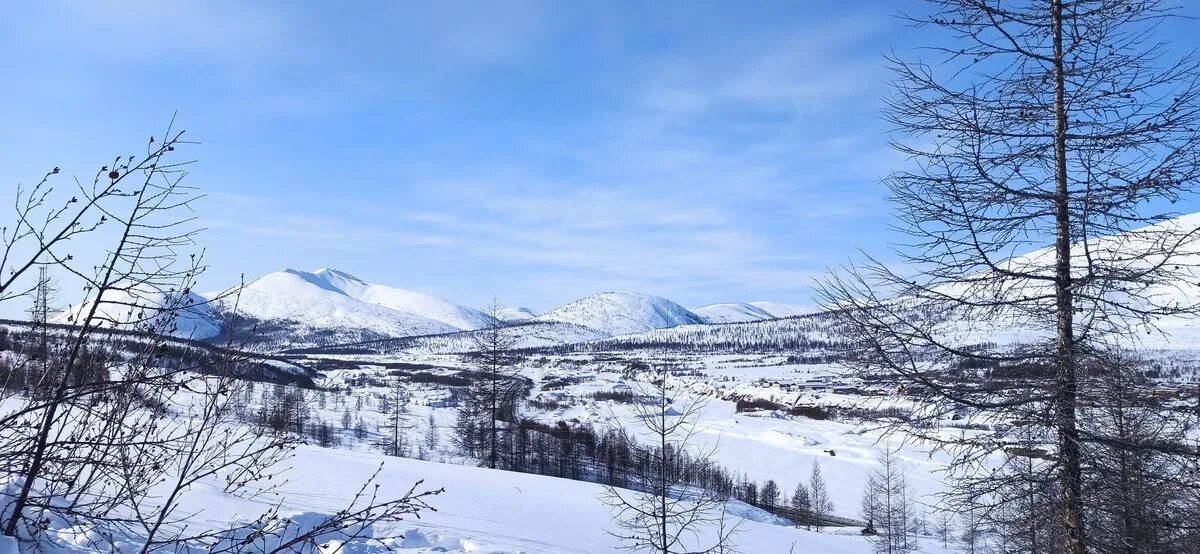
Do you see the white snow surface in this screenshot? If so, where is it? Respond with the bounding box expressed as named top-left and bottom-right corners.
top-left (261, 450), bottom-right (896, 553)
top-left (533, 291), bottom-right (706, 337)
top-left (749, 301), bottom-right (817, 318)
top-left (694, 302), bottom-right (775, 323)
top-left (494, 306), bottom-right (538, 322)
top-left (54, 283), bottom-right (221, 340)
top-left (295, 354), bottom-right (962, 553)
top-left (310, 268), bottom-right (495, 330)
top-left (211, 269), bottom-right (458, 338)
top-left (915, 212), bottom-right (1200, 350)
top-left (369, 321), bottom-right (608, 354)
top-left (0, 347), bottom-right (968, 553)
top-left (159, 446), bottom-right (923, 554)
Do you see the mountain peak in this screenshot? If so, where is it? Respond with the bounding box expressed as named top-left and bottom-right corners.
top-left (274, 268), bottom-right (347, 294)
top-left (534, 291), bottom-right (704, 336)
top-left (747, 301), bottom-right (815, 318)
top-left (312, 267), bottom-right (364, 282)
top-left (237, 268), bottom-right (494, 332)
top-left (694, 302), bottom-right (774, 323)
top-left (218, 269), bottom-right (457, 342)
top-left (495, 306), bottom-right (539, 322)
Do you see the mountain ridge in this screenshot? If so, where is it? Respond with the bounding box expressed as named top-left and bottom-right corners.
top-left (533, 291), bottom-right (705, 336)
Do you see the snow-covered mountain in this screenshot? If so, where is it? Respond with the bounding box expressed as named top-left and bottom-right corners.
top-left (748, 301), bottom-right (815, 318)
top-left (796, 212), bottom-right (1200, 352)
top-left (210, 269), bottom-right (458, 342)
top-left (53, 266), bottom-right (829, 351)
top-left (60, 208), bottom-right (1200, 355)
top-left (574, 313), bottom-right (844, 355)
top-left (694, 302), bottom-right (775, 323)
top-left (54, 283), bottom-right (222, 340)
top-left (533, 292), bottom-right (705, 337)
top-left (309, 268), bottom-right (494, 330)
top-left (694, 301), bottom-right (815, 323)
top-left (496, 306), bottom-right (539, 322)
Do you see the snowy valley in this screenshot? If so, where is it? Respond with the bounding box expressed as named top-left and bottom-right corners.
top-left (8, 208), bottom-right (1200, 553)
top-left (5, 3), bottom-right (1200, 552)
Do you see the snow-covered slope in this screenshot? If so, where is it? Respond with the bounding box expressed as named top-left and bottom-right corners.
top-left (694, 301), bottom-right (816, 323)
top-left (577, 313), bottom-right (844, 354)
top-left (694, 302), bottom-right (775, 323)
top-left (5, 439), bottom-right (901, 553)
top-left (213, 269), bottom-right (458, 339)
top-left (533, 292), bottom-right (705, 337)
top-left (495, 306), bottom-right (538, 323)
top-left (55, 284), bottom-right (221, 340)
top-left (310, 268), bottom-right (494, 330)
top-left (904, 212), bottom-right (1200, 350)
top-left (749, 301), bottom-right (815, 318)
top-left (259, 449), bottom-right (891, 553)
top-left (317, 321), bottom-right (609, 355)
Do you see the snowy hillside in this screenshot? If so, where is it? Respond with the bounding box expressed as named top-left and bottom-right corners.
top-left (244, 449), bottom-right (901, 553)
top-left (694, 301), bottom-right (816, 324)
top-left (310, 268), bottom-right (495, 330)
top-left (287, 320), bottom-right (608, 356)
top-left (750, 301), bottom-right (816, 318)
top-left (694, 302), bottom-right (775, 323)
top-left (495, 306), bottom-right (538, 322)
top-left (1005, 212), bottom-right (1200, 348)
top-left (892, 212), bottom-right (1200, 350)
top-left (533, 292), bottom-right (705, 337)
top-left (211, 269), bottom-right (458, 341)
top-left (269, 356), bottom-right (961, 553)
top-left (579, 313), bottom-right (846, 355)
top-left (54, 284), bottom-right (222, 340)
top-left (3, 439), bottom-right (911, 553)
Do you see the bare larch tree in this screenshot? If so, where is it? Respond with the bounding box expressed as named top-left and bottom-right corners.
top-left (818, 1), bottom-right (1200, 552)
top-left (599, 362), bottom-right (737, 554)
top-left (469, 299), bottom-right (521, 469)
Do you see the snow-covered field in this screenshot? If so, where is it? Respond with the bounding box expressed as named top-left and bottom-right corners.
top-left (2, 344), bottom-right (974, 553)
top-left (231, 448), bottom-right (935, 553)
top-left (262, 351), bottom-right (975, 552)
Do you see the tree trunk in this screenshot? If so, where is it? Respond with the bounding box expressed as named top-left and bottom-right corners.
top-left (660, 384), bottom-right (667, 554)
top-left (490, 358), bottom-right (498, 469)
top-left (1051, 1), bottom-right (1086, 552)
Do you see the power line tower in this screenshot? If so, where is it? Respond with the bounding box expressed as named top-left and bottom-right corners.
top-left (15, 267), bottom-right (57, 393)
top-left (26, 267), bottom-right (52, 361)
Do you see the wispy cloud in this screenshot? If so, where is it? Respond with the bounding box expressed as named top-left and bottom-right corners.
top-left (1, 1), bottom-right (920, 312)
top-left (637, 16), bottom-right (888, 117)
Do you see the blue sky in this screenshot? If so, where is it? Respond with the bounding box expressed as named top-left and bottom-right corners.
top-left (2, 1), bottom-right (1198, 314)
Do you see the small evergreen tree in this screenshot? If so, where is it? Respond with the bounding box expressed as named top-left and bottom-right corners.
top-left (790, 482), bottom-right (812, 529)
top-left (424, 412), bottom-right (439, 453)
top-left (378, 378), bottom-right (411, 457)
top-left (809, 461), bottom-right (834, 531)
top-left (354, 417), bottom-right (368, 441)
top-left (312, 419), bottom-right (340, 448)
top-left (471, 299), bottom-right (520, 469)
top-left (760, 479), bottom-right (780, 513)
